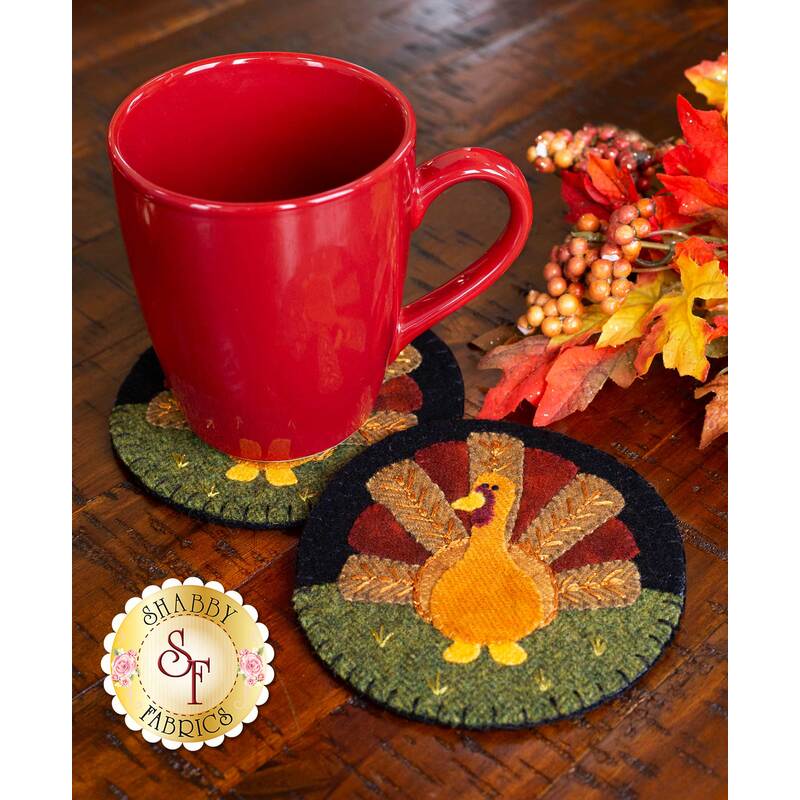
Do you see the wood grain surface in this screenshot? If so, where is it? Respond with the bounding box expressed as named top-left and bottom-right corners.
top-left (73, 1), bottom-right (728, 796)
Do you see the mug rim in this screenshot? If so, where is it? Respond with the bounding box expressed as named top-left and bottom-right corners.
top-left (107, 52), bottom-right (417, 214)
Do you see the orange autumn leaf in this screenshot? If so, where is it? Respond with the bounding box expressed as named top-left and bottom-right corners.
top-left (659, 97), bottom-right (727, 229)
top-left (707, 315), bottom-right (728, 342)
top-left (477, 335), bottom-right (557, 419)
top-left (685, 52), bottom-right (728, 117)
top-left (694, 371), bottom-right (728, 448)
top-left (585, 155), bottom-right (638, 206)
top-left (533, 342), bottom-right (637, 426)
top-left (675, 236), bottom-right (727, 275)
top-left (634, 254), bottom-right (728, 381)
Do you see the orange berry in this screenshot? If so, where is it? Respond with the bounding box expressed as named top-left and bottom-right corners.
top-left (612, 259), bottom-right (632, 278)
top-left (535, 293), bottom-right (549, 307)
top-left (591, 259), bottom-right (613, 279)
top-left (557, 293), bottom-right (580, 316)
top-left (600, 297), bottom-right (620, 315)
top-left (517, 314), bottom-right (532, 332)
top-left (534, 156), bottom-right (555, 173)
top-left (600, 242), bottom-right (622, 261)
top-left (611, 278), bottom-right (632, 297)
top-left (561, 315), bottom-right (581, 335)
top-left (526, 305), bottom-right (545, 327)
top-left (541, 316), bottom-right (563, 337)
top-left (565, 256), bottom-right (586, 279)
top-left (543, 261), bottom-right (562, 280)
top-left (554, 149), bottom-right (574, 169)
top-left (621, 240), bottom-right (642, 259)
top-left (588, 280), bottom-right (610, 302)
top-left (568, 236), bottom-right (589, 256)
top-left (526, 289), bottom-right (539, 305)
top-left (632, 217), bottom-right (651, 238)
top-left (567, 282), bottom-right (585, 299)
top-left (613, 224), bottom-right (636, 245)
top-left (616, 204), bottom-right (639, 224)
top-left (576, 213), bottom-right (601, 232)
top-left (636, 198), bottom-right (655, 218)
top-left (543, 299), bottom-right (560, 317)
top-left (547, 276), bottom-right (567, 297)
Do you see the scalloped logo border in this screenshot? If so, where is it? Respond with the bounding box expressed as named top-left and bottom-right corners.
top-left (100, 577), bottom-right (275, 750)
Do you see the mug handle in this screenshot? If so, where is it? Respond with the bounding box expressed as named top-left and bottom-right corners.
top-left (393, 147), bottom-right (533, 356)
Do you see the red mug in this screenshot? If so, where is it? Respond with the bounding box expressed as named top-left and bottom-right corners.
top-left (108, 53), bottom-right (533, 460)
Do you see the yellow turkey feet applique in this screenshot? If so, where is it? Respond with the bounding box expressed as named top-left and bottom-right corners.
top-left (226, 451), bottom-right (333, 487)
top-left (443, 642), bottom-right (482, 664)
top-left (336, 431), bottom-right (642, 667)
top-left (488, 642), bottom-right (528, 666)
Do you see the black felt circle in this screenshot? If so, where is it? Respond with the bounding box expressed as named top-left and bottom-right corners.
top-left (293, 419), bottom-right (685, 729)
top-left (110, 331), bottom-right (464, 529)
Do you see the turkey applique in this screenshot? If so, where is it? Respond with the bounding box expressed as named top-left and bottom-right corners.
top-left (337, 431), bottom-right (642, 666)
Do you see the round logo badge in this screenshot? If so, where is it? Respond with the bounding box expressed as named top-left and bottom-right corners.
top-left (101, 577), bottom-right (274, 750)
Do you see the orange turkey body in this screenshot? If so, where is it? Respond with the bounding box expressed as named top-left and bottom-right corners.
top-left (413, 473), bottom-right (558, 650)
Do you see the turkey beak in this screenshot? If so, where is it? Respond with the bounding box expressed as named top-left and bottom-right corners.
top-left (452, 490), bottom-right (486, 511)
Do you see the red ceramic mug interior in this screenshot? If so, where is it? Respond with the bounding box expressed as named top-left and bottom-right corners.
top-left (108, 52), bottom-right (533, 461)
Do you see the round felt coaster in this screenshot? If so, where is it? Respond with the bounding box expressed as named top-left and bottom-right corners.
top-left (110, 331), bottom-right (464, 529)
top-left (293, 419), bottom-right (685, 729)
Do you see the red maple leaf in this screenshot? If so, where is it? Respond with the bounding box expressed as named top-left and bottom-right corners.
top-left (674, 235), bottom-right (728, 275)
top-left (561, 156), bottom-right (639, 222)
top-left (658, 96), bottom-right (727, 228)
top-left (707, 315), bottom-right (728, 342)
top-left (477, 336), bottom-right (558, 419)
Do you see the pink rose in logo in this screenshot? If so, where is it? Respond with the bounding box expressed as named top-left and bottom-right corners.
top-left (112, 650), bottom-right (138, 687)
top-left (239, 648), bottom-right (265, 686)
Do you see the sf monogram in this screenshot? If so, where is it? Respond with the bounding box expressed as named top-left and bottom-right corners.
top-left (157, 628), bottom-right (211, 705)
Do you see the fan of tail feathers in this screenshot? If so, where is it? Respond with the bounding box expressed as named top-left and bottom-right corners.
top-left (338, 431), bottom-right (642, 622)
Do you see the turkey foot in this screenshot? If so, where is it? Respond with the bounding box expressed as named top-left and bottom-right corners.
top-left (443, 641), bottom-right (481, 664)
top-left (488, 642), bottom-right (527, 666)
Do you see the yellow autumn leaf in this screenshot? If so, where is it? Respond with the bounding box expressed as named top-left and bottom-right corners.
top-left (597, 273), bottom-right (666, 348)
top-left (646, 255), bottom-right (728, 381)
top-left (685, 53), bottom-right (728, 117)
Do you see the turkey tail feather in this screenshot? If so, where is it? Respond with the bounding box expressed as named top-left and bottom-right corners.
top-left (337, 554), bottom-right (418, 604)
top-left (521, 473), bottom-right (625, 562)
top-left (556, 560), bottom-right (641, 610)
top-left (367, 459), bottom-right (468, 553)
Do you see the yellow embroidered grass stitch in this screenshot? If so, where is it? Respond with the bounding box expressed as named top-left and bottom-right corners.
top-left (427, 670), bottom-right (449, 697)
top-left (371, 626), bottom-right (395, 648)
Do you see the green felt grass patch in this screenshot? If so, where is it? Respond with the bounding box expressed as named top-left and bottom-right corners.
top-left (294, 584), bottom-right (682, 727)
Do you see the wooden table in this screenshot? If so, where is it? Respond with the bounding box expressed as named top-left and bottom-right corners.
top-left (73, 1), bottom-right (728, 796)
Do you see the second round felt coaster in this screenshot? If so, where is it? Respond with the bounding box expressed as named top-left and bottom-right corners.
top-left (110, 331), bottom-right (464, 529)
top-left (293, 419), bottom-right (685, 729)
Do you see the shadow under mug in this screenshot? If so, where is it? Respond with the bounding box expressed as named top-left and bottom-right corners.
top-left (108, 52), bottom-right (533, 461)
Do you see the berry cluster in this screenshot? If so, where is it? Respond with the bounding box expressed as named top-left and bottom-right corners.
top-left (517, 200), bottom-right (658, 339)
top-left (526, 124), bottom-right (672, 194)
